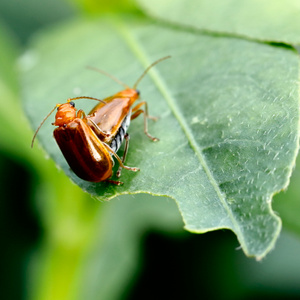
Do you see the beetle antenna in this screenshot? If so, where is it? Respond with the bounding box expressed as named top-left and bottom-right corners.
top-left (133, 55), bottom-right (171, 89)
top-left (67, 96), bottom-right (106, 104)
top-left (31, 97), bottom-right (106, 148)
top-left (31, 104), bottom-right (59, 148)
top-left (87, 66), bottom-right (130, 89)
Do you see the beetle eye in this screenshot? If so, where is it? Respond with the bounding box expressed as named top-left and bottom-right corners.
top-left (136, 89), bottom-right (140, 95)
top-left (69, 101), bottom-right (75, 107)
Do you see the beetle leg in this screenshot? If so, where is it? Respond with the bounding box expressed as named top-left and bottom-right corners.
top-left (103, 143), bottom-right (140, 173)
top-left (132, 101), bottom-right (158, 120)
top-left (105, 179), bottom-right (124, 185)
top-left (116, 133), bottom-right (130, 178)
top-left (86, 118), bottom-right (110, 139)
top-left (131, 101), bottom-right (159, 141)
top-left (76, 109), bottom-right (86, 118)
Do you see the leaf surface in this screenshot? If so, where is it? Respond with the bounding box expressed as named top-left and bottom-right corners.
top-left (273, 155), bottom-right (300, 235)
top-left (137, 0), bottom-right (300, 44)
top-left (22, 16), bottom-right (300, 258)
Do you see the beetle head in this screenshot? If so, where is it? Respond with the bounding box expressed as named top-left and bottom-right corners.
top-left (53, 103), bottom-right (77, 127)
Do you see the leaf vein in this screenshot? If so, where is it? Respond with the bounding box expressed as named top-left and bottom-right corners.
top-left (114, 18), bottom-right (248, 250)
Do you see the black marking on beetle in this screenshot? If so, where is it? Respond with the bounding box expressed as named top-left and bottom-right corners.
top-left (110, 110), bottom-right (131, 153)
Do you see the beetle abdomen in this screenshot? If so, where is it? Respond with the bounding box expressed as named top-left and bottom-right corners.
top-left (110, 111), bottom-right (131, 153)
top-left (54, 118), bottom-right (113, 182)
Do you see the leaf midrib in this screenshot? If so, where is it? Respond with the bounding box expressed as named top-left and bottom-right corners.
top-left (112, 17), bottom-right (247, 251)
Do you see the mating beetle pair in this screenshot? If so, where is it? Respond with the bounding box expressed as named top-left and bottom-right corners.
top-left (32, 56), bottom-right (170, 185)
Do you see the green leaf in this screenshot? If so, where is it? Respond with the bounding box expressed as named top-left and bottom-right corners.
top-left (22, 16), bottom-right (300, 259)
top-left (137, 0), bottom-right (300, 45)
top-left (70, 0), bottom-right (137, 14)
top-left (273, 155), bottom-right (300, 235)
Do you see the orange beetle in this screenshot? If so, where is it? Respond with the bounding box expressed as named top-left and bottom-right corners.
top-left (32, 97), bottom-right (138, 184)
top-left (31, 56), bottom-right (170, 184)
top-left (87, 56), bottom-right (170, 177)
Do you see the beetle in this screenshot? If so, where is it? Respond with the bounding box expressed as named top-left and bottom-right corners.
top-left (86, 56), bottom-right (170, 176)
top-left (31, 96), bottom-right (138, 184)
top-left (31, 56), bottom-right (170, 184)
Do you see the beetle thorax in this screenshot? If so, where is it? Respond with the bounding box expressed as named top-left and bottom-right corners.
top-left (116, 88), bottom-right (139, 103)
top-left (54, 103), bottom-right (77, 126)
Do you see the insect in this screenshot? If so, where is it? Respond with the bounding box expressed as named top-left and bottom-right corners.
top-left (31, 56), bottom-right (170, 184)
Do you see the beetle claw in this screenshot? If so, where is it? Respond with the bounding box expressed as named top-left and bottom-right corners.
top-left (105, 179), bottom-right (123, 185)
top-left (116, 168), bottom-right (122, 178)
top-left (146, 132), bottom-right (159, 142)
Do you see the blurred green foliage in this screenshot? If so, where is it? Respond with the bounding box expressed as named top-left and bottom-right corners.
top-left (71, 0), bottom-right (137, 14)
top-left (1, 1), bottom-right (300, 300)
